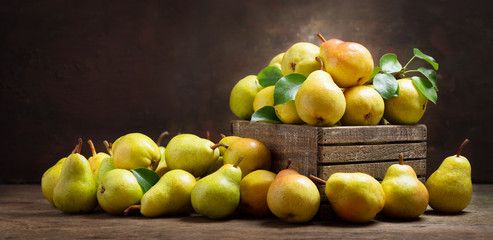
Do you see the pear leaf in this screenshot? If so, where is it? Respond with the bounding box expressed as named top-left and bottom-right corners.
top-left (369, 66), bottom-right (381, 81)
top-left (373, 73), bottom-right (399, 99)
top-left (413, 48), bottom-right (439, 70)
top-left (250, 106), bottom-right (282, 123)
top-left (418, 67), bottom-right (438, 91)
top-left (131, 168), bottom-right (160, 193)
top-left (273, 73), bottom-right (306, 106)
top-left (380, 53), bottom-right (402, 73)
top-left (257, 66), bottom-right (283, 87)
top-left (412, 76), bottom-right (437, 104)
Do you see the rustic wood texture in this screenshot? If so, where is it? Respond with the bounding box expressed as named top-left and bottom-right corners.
top-left (231, 120), bottom-right (319, 176)
top-left (319, 142), bottom-right (427, 163)
top-left (1, 184), bottom-right (492, 239)
top-left (319, 159), bottom-right (427, 180)
top-left (319, 124), bottom-right (427, 144)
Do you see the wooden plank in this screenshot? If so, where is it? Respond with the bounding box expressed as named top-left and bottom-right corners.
top-left (319, 142), bottom-right (427, 163)
top-left (231, 120), bottom-right (319, 176)
top-left (319, 124), bottom-right (427, 144)
top-left (319, 159), bottom-right (427, 180)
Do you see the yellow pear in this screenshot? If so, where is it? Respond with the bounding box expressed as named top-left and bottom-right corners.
top-left (341, 85), bottom-right (384, 126)
top-left (229, 75), bottom-right (263, 120)
top-left (41, 157), bottom-right (66, 206)
top-left (223, 138), bottom-right (271, 178)
top-left (253, 85), bottom-right (275, 112)
top-left (295, 70), bottom-right (346, 126)
top-left (268, 52), bottom-right (285, 70)
top-left (274, 100), bottom-right (304, 124)
top-left (281, 42), bottom-right (321, 77)
top-left (97, 169), bottom-right (143, 215)
top-left (384, 79), bottom-right (428, 124)
top-left (87, 139), bottom-right (110, 178)
top-left (318, 34), bottom-right (374, 88)
top-left (239, 170), bottom-right (276, 216)
top-left (112, 133), bottom-right (161, 170)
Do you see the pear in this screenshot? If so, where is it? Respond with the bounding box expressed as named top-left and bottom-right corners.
top-left (191, 159), bottom-right (243, 219)
top-left (154, 131), bottom-right (170, 177)
top-left (426, 139), bottom-right (472, 213)
top-left (341, 85), bottom-right (385, 126)
top-left (223, 137), bottom-right (271, 178)
top-left (97, 169), bottom-right (143, 215)
top-left (381, 154), bottom-right (429, 219)
top-left (218, 134), bottom-right (241, 156)
top-left (165, 134), bottom-right (221, 177)
top-left (318, 33), bottom-right (374, 88)
top-left (95, 156), bottom-right (116, 184)
top-left (324, 172), bottom-right (385, 223)
top-left (281, 42), bottom-right (321, 77)
top-left (87, 139), bottom-right (110, 178)
top-left (253, 85), bottom-right (275, 112)
top-left (53, 140), bottom-right (98, 213)
top-left (275, 100), bottom-right (304, 124)
top-left (112, 133), bottom-right (161, 170)
top-left (41, 157), bottom-right (66, 206)
top-left (125, 169), bottom-right (197, 217)
top-left (266, 167), bottom-right (320, 223)
top-left (239, 169), bottom-right (276, 216)
top-left (229, 75), bottom-right (263, 120)
top-left (295, 70), bottom-right (346, 126)
top-left (268, 52), bottom-right (285, 70)
top-left (384, 79), bottom-right (428, 124)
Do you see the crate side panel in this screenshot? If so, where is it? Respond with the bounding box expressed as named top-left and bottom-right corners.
top-left (319, 124), bottom-right (427, 144)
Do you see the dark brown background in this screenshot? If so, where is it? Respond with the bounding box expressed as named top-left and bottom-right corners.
top-left (1, 0), bottom-right (491, 183)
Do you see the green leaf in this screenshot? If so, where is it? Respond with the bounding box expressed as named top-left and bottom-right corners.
top-left (418, 67), bottom-right (438, 91)
top-left (369, 66), bottom-right (381, 81)
top-left (412, 76), bottom-right (437, 104)
top-left (380, 53), bottom-right (402, 73)
top-left (257, 66), bottom-right (283, 87)
top-left (273, 73), bottom-right (306, 106)
top-left (131, 168), bottom-right (160, 193)
top-left (373, 73), bottom-right (399, 99)
top-left (250, 106), bottom-right (281, 123)
top-left (413, 48), bottom-right (439, 70)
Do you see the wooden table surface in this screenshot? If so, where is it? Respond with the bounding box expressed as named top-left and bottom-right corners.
top-left (1, 184), bottom-right (492, 239)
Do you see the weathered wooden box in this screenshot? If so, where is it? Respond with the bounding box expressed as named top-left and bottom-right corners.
top-left (231, 120), bottom-right (427, 207)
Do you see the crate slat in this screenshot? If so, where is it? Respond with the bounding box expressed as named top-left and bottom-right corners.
top-left (319, 124), bottom-right (427, 144)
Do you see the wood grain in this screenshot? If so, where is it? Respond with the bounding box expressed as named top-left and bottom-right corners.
top-left (319, 124), bottom-right (427, 144)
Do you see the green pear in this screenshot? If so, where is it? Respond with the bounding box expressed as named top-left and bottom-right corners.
top-left (97, 169), bottom-right (143, 215)
top-left (223, 138), bottom-right (271, 178)
top-left (95, 156), bottom-right (116, 184)
top-left (325, 172), bottom-right (385, 223)
top-left (318, 34), bottom-right (374, 88)
top-left (191, 161), bottom-right (242, 219)
top-left (384, 79), bottom-right (428, 124)
top-left (41, 157), bottom-right (66, 206)
top-left (112, 133), bottom-right (161, 170)
top-left (281, 42), bottom-right (321, 77)
top-left (268, 52), bottom-right (285, 70)
top-left (53, 151), bottom-right (98, 213)
top-left (426, 139), bottom-right (472, 213)
top-left (229, 75), bottom-right (263, 120)
top-left (253, 85), bottom-right (275, 112)
top-left (381, 154), bottom-right (429, 219)
top-left (267, 169), bottom-right (320, 223)
top-left (87, 139), bottom-right (110, 178)
top-left (340, 85), bottom-right (384, 126)
top-left (204, 156), bottom-right (224, 176)
top-left (155, 146), bottom-right (169, 178)
top-left (165, 134), bottom-right (221, 177)
top-left (295, 70), bottom-right (346, 126)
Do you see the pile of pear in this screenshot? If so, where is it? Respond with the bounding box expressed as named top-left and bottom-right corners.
top-left (230, 34), bottom-right (428, 126)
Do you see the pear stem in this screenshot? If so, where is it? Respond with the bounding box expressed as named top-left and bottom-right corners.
top-left (71, 144), bottom-right (79, 154)
top-left (210, 142), bottom-right (228, 150)
top-left (123, 205), bottom-right (141, 216)
top-left (317, 33), bottom-right (327, 43)
top-left (399, 153), bottom-right (404, 165)
top-left (87, 139), bottom-right (97, 157)
top-left (156, 131), bottom-right (169, 146)
top-left (103, 140), bottom-right (113, 157)
top-left (77, 138), bottom-right (83, 154)
top-left (457, 139), bottom-right (470, 157)
top-left (234, 155), bottom-right (244, 168)
top-left (220, 133), bottom-right (226, 139)
top-left (206, 131), bottom-right (211, 140)
top-left (285, 160), bottom-right (291, 169)
top-left (309, 174), bottom-right (327, 184)
top-left (315, 56), bottom-right (324, 71)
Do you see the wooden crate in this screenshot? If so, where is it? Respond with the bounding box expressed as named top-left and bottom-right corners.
top-left (231, 120), bottom-right (427, 216)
